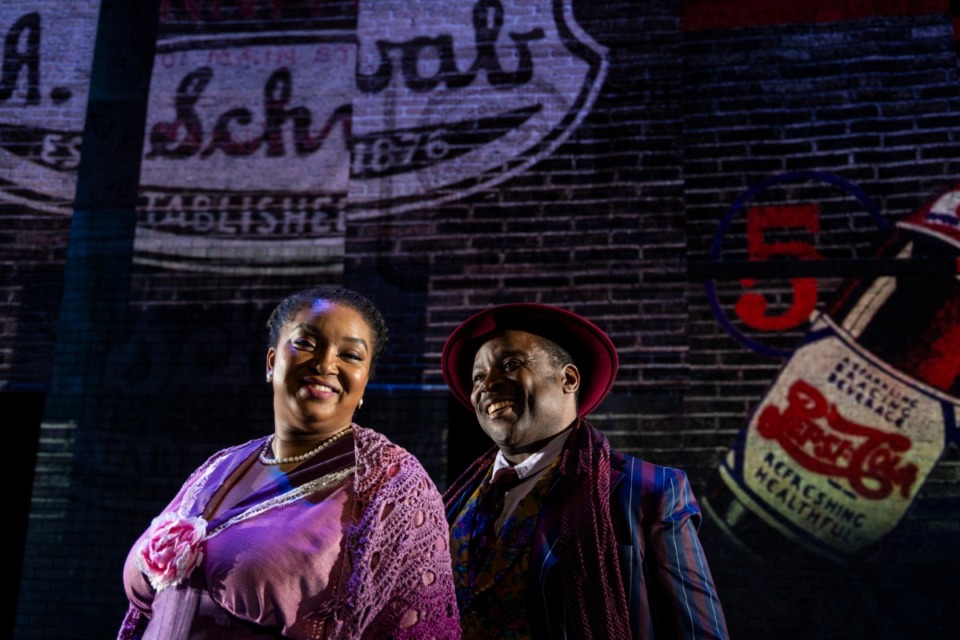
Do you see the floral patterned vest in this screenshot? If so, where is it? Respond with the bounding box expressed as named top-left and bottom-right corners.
top-left (450, 460), bottom-right (559, 640)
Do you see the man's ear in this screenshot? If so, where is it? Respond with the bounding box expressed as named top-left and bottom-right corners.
top-left (561, 363), bottom-right (580, 394)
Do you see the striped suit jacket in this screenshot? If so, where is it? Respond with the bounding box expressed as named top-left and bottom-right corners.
top-left (447, 435), bottom-right (728, 639)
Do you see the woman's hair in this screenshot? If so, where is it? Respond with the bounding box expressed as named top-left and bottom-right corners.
top-left (267, 286), bottom-right (389, 374)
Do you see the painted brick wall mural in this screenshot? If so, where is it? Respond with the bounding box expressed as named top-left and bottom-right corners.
top-left (1, 2), bottom-right (100, 386)
top-left (136, 2), bottom-right (352, 275)
top-left (0, 3), bottom-right (103, 637)
top-left (5, 0), bottom-right (959, 638)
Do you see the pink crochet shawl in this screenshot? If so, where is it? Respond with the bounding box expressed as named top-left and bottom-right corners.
top-left (118, 425), bottom-right (460, 639)
top-left (330, 426), bottom-right (459, 638)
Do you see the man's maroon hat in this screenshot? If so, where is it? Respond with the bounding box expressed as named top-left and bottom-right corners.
top-left (440, 303), bottom-right (618, 417)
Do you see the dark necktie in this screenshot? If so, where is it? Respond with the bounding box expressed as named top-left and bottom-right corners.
top-left (468, 466), bottom-right (523, 581)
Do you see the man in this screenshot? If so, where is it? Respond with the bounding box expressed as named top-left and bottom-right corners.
top-left (442, 303), bottom-right (728, 639)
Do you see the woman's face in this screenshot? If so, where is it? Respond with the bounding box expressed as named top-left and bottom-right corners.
top-left (266, 300), bottom-right (374, 437)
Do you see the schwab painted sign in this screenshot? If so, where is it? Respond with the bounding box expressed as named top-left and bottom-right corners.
top-left (135, 6), bottom-right (354, 275)
top-left (349, 0), bottom-right (609, 217)
top-left (135, 0), bottom-right (607, 272)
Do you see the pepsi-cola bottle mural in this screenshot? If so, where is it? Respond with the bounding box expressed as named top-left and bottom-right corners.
top-left (704, 182), bottom-right (960, 557)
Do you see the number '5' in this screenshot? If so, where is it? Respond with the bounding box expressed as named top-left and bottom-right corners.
top-left (735, 204), bottom-right (822, 331)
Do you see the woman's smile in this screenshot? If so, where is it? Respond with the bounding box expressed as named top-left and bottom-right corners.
top-left (301, 378), bottom-right (342, 399)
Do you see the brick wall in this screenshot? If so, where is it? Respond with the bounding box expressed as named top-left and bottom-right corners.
top-left (1, 2), bottom-right (100, 387)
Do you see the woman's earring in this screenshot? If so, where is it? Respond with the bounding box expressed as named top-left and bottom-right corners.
top-left (359, 398), bottom-right (364, 409)
top-left (266, 372), bottom-right (273, 383)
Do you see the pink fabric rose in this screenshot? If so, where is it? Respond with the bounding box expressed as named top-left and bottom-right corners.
top-left (135, 512), bottom-right (208, 591)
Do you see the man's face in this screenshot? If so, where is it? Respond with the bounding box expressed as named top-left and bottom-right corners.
top-left (469, 330), bottom-right (580, 460)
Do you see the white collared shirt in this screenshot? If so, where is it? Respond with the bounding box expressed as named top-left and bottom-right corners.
top-left (490, 428), bottom-right (572, 531)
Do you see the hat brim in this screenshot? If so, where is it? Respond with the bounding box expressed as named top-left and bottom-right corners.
top-left (441, 303), bottom-right (618, 417)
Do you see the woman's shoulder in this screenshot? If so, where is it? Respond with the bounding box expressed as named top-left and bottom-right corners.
top-left (184, 436), bottom-right (269, 480)
top-left (350, 423), bottom-right (442, 496)
top-left (205, 435), bottom-right (268, 463)
top-left (351, 424), bottom-right (422, 467)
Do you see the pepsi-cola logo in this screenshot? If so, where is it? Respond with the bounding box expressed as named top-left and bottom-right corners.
top-left (757, 379), bottom-right (920, 501)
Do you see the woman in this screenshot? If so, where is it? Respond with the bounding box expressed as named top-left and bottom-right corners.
top-left (119, 287), bottom-right (460, 639)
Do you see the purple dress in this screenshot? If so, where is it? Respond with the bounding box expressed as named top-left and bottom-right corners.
top-left (119, 425), bottom-right (461, 639)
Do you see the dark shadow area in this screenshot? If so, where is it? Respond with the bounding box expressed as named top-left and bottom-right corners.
top-left (5, 391), bottom-right (43, 640)
top-left (446, 395), bottom-right (496, 486)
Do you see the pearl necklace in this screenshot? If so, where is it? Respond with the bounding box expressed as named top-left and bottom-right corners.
top-left (259, 426), bottom-right (352, 465)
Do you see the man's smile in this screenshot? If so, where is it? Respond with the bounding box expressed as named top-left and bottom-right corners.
top-left (484, 399), bottom-right (515, 416)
